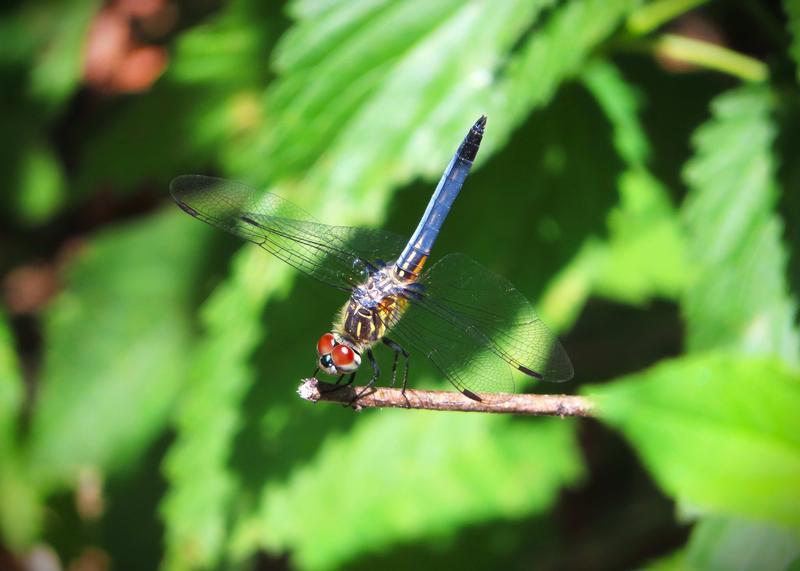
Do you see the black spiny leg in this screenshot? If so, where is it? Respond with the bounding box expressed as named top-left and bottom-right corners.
top-left (382, 337), bottom-right (409, 390)
top-left (325, 371), bottom-right (358, 398)
top-left (351, 348), bottom-right (380, 404)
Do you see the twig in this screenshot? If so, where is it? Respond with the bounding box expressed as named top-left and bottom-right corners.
top-left (297, 378), bottom-right (595, 417)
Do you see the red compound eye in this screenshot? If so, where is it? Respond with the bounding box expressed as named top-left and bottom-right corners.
top-left (317, 333), bottom-right (336, 356)
top-left (331, 344), bottom-right (355, 368)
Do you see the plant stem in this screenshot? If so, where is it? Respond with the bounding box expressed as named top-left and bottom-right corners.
top-left (627, 0), bottom-right (710, 35)
top-left (655, 34), bottom-right (768, 82)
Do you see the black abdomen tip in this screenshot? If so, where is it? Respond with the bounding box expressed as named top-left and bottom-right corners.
top-left (460, 115), bottom-right (487, 162)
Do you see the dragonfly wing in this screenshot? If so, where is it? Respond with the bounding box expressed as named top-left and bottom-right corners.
top-left (380, 298), bottom-right (515, 398)
top-left (385, 253), bottom-right (573, 397)
top-left (170, 175), bottom-right (407, 290)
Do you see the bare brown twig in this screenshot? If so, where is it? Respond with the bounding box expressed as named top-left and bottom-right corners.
top-left (297, 378), bottom-right (595, 417)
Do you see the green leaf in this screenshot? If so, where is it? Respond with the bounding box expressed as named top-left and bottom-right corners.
top-left (682, 85), bottom-right (799, 363)
top-left (0, 310), bottom-right (43, 549)
top-left (27, 210), bottom-right (211, 489)
top-left (582, 59), bottom-right (649, 166)
top-left (785, 0), bottom-right (800, 82)
top-left (259, 0), bottom-right (637, 194)
top-left (586, 352), bottom-right (800, 534)
top-left (13, 138), bottom-right (67, 224)
top-left (0, 453), bottom-right (43, 550)
top-left (682, 516), bottom-right (800, 571)
top-left (642, 548), bottom-right (687, 571)
top-left (160, 249), bottom-right (295, 571)
top-left (593, 169), bottom-right (688, 304)
top-left (231, 415), bottom-right (583, 570)
top-left (12, 0), bottom-right (100, 113)
top-left (0, 308), bottom-right (23, 446)
top-left (586, 61), bottom-right (688, 304)
top-left (77, 0), bottom-right (276, 194)
top-left (540, 61), bottom-right (688, 328)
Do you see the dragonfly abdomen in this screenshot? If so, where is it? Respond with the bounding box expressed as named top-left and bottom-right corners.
top-left (394, 116), bottom-right (486, 282)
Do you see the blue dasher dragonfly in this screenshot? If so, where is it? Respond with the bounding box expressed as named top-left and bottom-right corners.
top-left (170, 116), bottom-right (573, 401)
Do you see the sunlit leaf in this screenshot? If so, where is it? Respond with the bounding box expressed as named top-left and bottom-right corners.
top-left (27, 210), bottom-right (211, 489)
top-left (258, 0), bottom-right (637, 196)
top-left (231, 415), bottom-right (583, 570)
top-left (587, 352), bottom-right (800, 534)
top-left (0, 453), bottom-right (42, 550)
top-left (14, 139), bottom-right (67, 224)
top-left (593, 169), bottom-right (687, 303)
top-left (682, 516), bottom-right (799, 571)
top-left (666, 84), bottom-right (800, 571)
top-left (160, 248), bottom-right (295, 571)
top-left (682, 85), bottom-right (799, 363)
top-left (540, 60), bottom-right (687, 328)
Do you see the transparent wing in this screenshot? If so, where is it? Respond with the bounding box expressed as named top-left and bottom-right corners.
top-left (170, 175), bottom-right (407, 291)
top-left (381, 298), bottom-right (515, 398)
top-left (384, 253), bottom-right (573, 398)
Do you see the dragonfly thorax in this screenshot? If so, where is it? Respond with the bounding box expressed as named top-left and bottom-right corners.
top-left (335, 264), bottom-right (410, 348)
top-left (351, 264), bottom-right (402, 309)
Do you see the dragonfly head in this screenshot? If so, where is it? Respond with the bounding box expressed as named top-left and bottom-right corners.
top-left (316, 333), bottom-right (361, 375)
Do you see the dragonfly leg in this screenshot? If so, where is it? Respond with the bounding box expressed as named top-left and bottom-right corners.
top-left (330, 372), bottom-right (359, 408)
top-left (383, 337), bottom-right (410, 408)
top-left (382, 337), bottom-right (409, 389)
top-left (351, 348), bottom-right (379, 404)
top-left (311, 367), bottom-right (320, 378)
top-left (335, 374), bottom-right (345, 385)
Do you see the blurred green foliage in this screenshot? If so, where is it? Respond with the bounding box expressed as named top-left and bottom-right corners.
top-left (1, 0), bottom-right (799, 570)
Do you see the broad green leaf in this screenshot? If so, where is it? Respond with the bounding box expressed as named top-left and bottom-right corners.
top-left (262, 0), bottom-right (556, 182)
top-left (586, 352), bottom-right (800, 534)
top-left (650, 86), bottom-right (800, 571)
top-left (27, 210), bottom-right (211, 489)
top-left (682, 516), bottom-right (800, 571)
top-left (593, 170), bottom-right (687, 304)
top-left (231, 415), bottom-right (582, 571)
top-left (160, 248), bottom-right (295, 571)
top-left (785, 0), bottom-right (800, 82)
top-left (540, 61), bottom-right (687, 328)
top-left (586, 61), bottom-right (687, 305)
top-left (682, 86), bottom-right (799, 363)
top-left (258, 0), bottom-right (637, 195)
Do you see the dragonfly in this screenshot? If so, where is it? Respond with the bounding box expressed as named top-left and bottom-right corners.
top-left (170, 116), bottom-right (573, 401)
